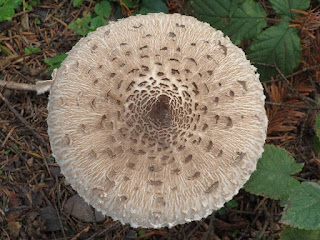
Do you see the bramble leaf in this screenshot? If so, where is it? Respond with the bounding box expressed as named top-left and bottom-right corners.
top-left (44, 54), bottom-right (67, 71)
top-left (94, 1), bottom-right (111, 18)
top-left (90, 16), bottom-right (106, 31)
top-left (188, 0), bottom-right (267, 45)
top-left (313, 98), bottom-right (320, 154)
top-left (0, 0), bottom-right (23, 21)
top-left (269, 0), bottom-right (310, 20)
top-left (24, 45), bottom-right (40, 54)
top-left (244, 145), bottom-right (304, 201)
top-left (121, 0), bottom-right (139, 9)
top-left (281, 182), bottom-right (320, 230)
top-left (73, 0), bottom-right (83, 7)
top-left (136, 0), bottom-right (168, 15)
top-left (280, 226), bottom-right (320, 240)
top-left (68, 13), bottom-right (92, 36)
top-left (247, 21), bottom-right (302, 81)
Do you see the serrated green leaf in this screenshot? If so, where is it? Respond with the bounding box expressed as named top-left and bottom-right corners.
top-left (44, 53), bottom-right (67, 71)
top-left (244, 145), bottom-right (304, 201)
top-left (313, 136), bottom-right (320, 155)
top-left (281, 182), bottom-right (320, 230)
top-left (0, 5), bottom-right (15, 21)
top-left (269, 0), bottom-right (310, 20)
top-left (24, 45), bottom-right (40, 54)
top-left (217, 199), bottom-right (239, 215)
top-left (247, 21), bottom-right (302, 81)
top-left (136, 0), bottom-right (168, 15)
top-left (68, 13), bottom-right (92, 36)
top-left (90, 16), bottom-right (106, 31)
top-left (0, 0), bottom-right (23, 21)
top-left (188, 0), bottom-right (267, 44)
top-left (280, 226), bottom-right (320, 240)
top-left (73, 0), bottom-right (83, 7)
top-left (121, 0), bottom-right (139, 9)
top-left (94, 1), bottom-right (111, 18)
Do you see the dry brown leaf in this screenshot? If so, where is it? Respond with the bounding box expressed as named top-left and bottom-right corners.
top-left (8, 221), bottom-right (21, 237)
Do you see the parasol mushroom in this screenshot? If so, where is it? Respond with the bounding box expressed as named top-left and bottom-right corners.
top-left (47, 13), bottom-right (268, 228)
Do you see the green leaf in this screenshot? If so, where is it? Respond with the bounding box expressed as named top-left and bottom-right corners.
top-left (0, 0), bottom-right (23, 21)
top-left (94, 1), bottom-right (111, 18)
top-left (121, 0), bottom-right (139, 9)
top-left (281, 182), bottom-right (320, 230)
top-left (68, 13), bottom-right (92, 36)
top-left (247, 21), bottom-right (302, 81)
top-left (24, 45), bottom-right (40, 54)
top-left (90, 16), bottom-right (106, 31)
top-left (29, 0), bottom-right (40, 6)
top-left (136, 0), bottom-right (168, 15)
top-left (114, 6), bottom-right (124, 20)
top-left (35, 18), bottom-right (41, 24)
top-left (0, 6), bottom-right (14, 21)
top-left (188, 0), bottom-right (267, 45)
top-left (269, 0), bottom-right (310, 20)
top-left (73, 0), bottom-right (83, 7)
top-left (44, 53), bottom-right (67, 71)
top-left (314, 99), bottom-right (320, 154)
top-left (280, 226), bottom-right (320, 240)
top-left (313, 136), bottom-right (320, 155)
top-left (244, 145), bottom-right (304, 201)
top-left (217, 199), bottom-right (239, 215)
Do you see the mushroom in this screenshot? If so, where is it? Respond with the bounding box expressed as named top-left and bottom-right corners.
top-left (47, 13), bottom-right (268, 228)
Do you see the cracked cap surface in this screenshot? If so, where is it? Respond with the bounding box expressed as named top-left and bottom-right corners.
top-left (47, 13), bottom-right (268, 228)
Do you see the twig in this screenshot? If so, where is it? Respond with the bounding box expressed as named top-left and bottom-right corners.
top-left (86, 222), bottom-right (122, 240)
top-left (0, 92), bottom-right (47, 146)
top-left (274, 64), bottom-right (318, 105)
top-left (265, 101), bottom-right (320, 110)
top-left (252, 62), bottom-right (318, 105)
top-left (13, 9), bottom-right (32, 18)
top-left (186, 222), bottom-right (202, 239)
top-left (264, 64), bottom-right (320, 83)
top-left (257, 200), bottom-right (275, 240)
top-left (298, 109), bottom-right (312, 146)
top-left (203, 213), bottom-right (215, 240)
top-left (55, 176), bottom-right (67, 240)
top-left (0, 80), bottom-right (37, 91)
top-left (172, 0), bottom-right (187, 15)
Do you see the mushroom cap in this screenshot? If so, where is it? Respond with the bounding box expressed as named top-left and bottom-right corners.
top-left (47, 13), bottom-right (268, 228)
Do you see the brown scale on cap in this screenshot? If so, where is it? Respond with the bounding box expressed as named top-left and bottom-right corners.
top-left (47, 13), bottom-right (268, 228)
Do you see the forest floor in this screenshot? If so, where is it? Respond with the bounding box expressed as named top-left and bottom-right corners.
top-left (0, 0), bottom-right (320, 239)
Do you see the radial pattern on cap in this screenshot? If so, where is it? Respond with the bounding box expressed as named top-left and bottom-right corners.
top-left (47, 13), bottom-right (268, 228)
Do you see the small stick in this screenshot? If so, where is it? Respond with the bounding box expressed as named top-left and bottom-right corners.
top-left (172, 0), bottom-right (187, 15)
top-left (298, 109), bottom-right (312, 146)
top-left (252, 62), bottom-right (318, 105)
top-left (0, 80), bottom-right (37, 91)
top-left (0, 92), bottom-right (47, 146)
top-left (203, 213), bottom-right (216, 240)
top-left (257, 200), bottom-right (275, 240)
top-left (86, 222), bottom-right (122, 240)
top-left (274, 64), bottom-right (318, 105)
top-left (55, 175), bottom-right (67, 240)
top-left (264, 64), bottom-right (320, 83)
top-left (265, 101), bottom-right (320, 110)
